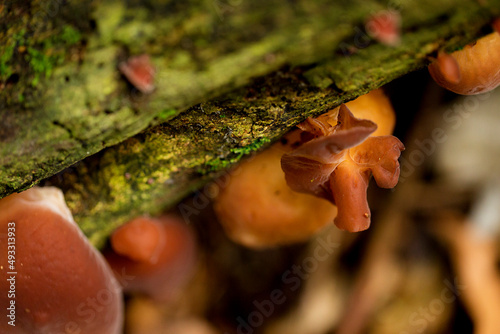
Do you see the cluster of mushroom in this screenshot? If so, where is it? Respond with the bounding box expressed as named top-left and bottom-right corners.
top-left (0, 187), bottom-right (198, 333)
top-left (428, 19), bottom-right (500, 95)
top-left (214, 90), bottom-right (404, 248)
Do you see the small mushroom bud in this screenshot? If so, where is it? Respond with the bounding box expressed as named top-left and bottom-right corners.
top-left (119, 54), bottom-right (156, 94)
top-left (0, 187), bottom-right (123, 334)
top-left (431, 51), bottom-right (461, 84)
top-left (365, 10), bottom-right (402, 46)
top-left (428, 29), bottom-right (500, 95)
top-left (104, 216), bottom-right (197, 301)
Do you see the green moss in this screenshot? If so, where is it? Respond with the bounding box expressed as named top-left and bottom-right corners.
top-left (231, 137), bottom-right (271, 157)
top-left (27, 25), bottom-right (82, 86)
top-left (204, 157), bottom-right (235, 172)
top-left (0, 44), bottom-right (14, 79)
top-left (203, 137), bottom-right (272, 172)
top-left (158, 109), bottom-right (177, 121)
top-left (0, 29), bottom-right (27, 80)
top-left (26, 47), bottom-right (55, 86)
top-left (60, 25), bottom-right (82, 45)
top-left (0, 21), bottom-right (82, 86)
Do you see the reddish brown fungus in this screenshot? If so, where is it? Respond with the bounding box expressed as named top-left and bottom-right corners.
top-left (365, 10), bottom-right (402, 46)
top-left (0, 187), bottom-right (123, 334)
top-left (281, 104), bottom-right (404, 232)
top-left (111, 217), bottom-right (163, 263)
top-left (214, 89), bottom-right (398, 247)
top-left (433, 51), bottom-right (461, 84)
top-left (119, 54), bottom-right (156, 94)
top-left (104, 216), bottom-right (197, 301)
top-left (494, 18), bottom-right (500, 34)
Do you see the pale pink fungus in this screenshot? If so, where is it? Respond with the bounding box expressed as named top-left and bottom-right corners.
top-left (119, 54), bottom-right (156, 94)
top-left (365, 10), bottom-right (402, 46)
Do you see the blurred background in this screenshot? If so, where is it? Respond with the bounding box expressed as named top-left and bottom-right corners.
top-left (118, 70), bottom-right (500, 334)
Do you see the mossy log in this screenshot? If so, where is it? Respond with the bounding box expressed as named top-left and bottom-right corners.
top-left (1, 0), bottom-right (499, 247)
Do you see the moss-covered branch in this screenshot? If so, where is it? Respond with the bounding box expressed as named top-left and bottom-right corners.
top-left (2, 0), bottom-right (500, 246)
top-left (2, 0), bottom-right (498, 199)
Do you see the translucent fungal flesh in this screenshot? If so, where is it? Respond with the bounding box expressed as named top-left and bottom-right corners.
top-left (281, 105), bottom-right (404, 232)
top-left (428, 31), bottom-right (500, 95)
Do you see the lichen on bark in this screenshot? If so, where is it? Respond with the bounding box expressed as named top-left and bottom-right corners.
top-left (1, 0), bottom-right (500, 247)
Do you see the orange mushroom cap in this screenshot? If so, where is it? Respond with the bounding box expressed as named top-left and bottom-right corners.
top-left (0, 187), bottom-right (123, 334)
top-left (428, 30), bottom-right (500, 95)
top-left (213, 137), bottom-right (339, 248)
top-left (104, 216), bottom-right (197, 301)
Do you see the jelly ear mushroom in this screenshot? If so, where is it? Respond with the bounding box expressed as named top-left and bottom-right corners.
top-left (281, 104), bottom-right (404, 232)
top-left (304, 88), bottom-right (396, 137)
top-left (104, 216), bottom-right (197, 301)
top-left (428, 26), bottom-right (500, 95)
top-left (0, 187), bottom-right (123, 334)
top-left (214, 89), bottom-right (397, 246)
